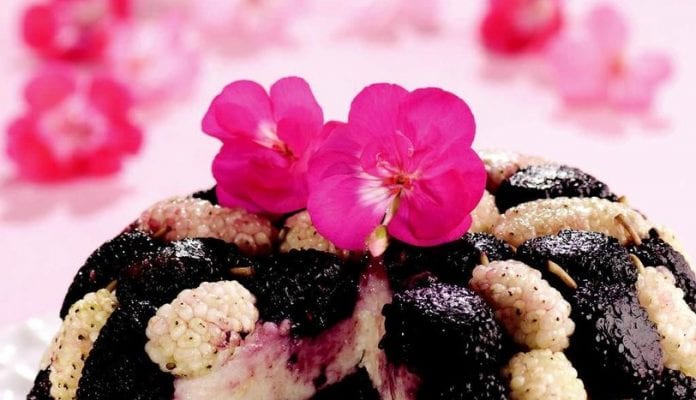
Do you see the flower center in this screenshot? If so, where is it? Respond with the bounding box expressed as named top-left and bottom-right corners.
top-left (256, 121), bottom-right (295, 158)
top-left (39, 95), bottom-right (108, 160)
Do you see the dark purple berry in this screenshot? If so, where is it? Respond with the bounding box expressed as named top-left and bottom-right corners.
top-left (116, 238), bottom-right (244, 308)
top-left (61, 230), bottom-right (162, 317)
top-left (657, 368), bottom-right (696, 400)
top-left (418, 372), bottom-right (508, 400)
top-left (77, 302), bottom-right (174, 400)
top-left (567, 283), bottom-right (663, 398)
top-left (27, 368), bottom-right (52, 400)
top-left (239, 249), bottom-right (361, 336)
top-left (495, 164), bottom-right (617, 212)
top-left (385, 233), bottom-right (514, 289)
top-left (380, 280), bottom-right (507, 380)
top-left (516, 230), bottom-right (637, 293)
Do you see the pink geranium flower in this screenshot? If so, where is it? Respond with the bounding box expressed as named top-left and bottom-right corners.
top-left (306, 84), bottom-right (486, 251)
top-left (106, 19), bottom-right (199, 105)
top-left (203, 77), bottom-right (326, 214)
top-left (546, 4), bottom-right (672, 112)
top-left (345, 0), bottom-right (440, 40)
top-left (22, 0), bottom-right (127, 62)
top-left (480, 0), bottom-right (563, 54)
top-left (6, 67), bottom-right (142, 181)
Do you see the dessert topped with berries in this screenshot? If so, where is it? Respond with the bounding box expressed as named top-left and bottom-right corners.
top-left (29, 78), bottom-right (696, 400)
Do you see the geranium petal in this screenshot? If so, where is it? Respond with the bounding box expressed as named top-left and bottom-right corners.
top-left (397, 88), bottom-right (476, 149)
top-left (202, 80), bottom-right (273, 141)
top-left (89, 76), bottom-right (133, 120)
top-left (307, 173), bottom-right (392, 250)
top-left (546, 35), bottom-right (609, 104)
top-left (270, 77), bottom-right (324, 154)
top-left (24, 68), bottom-right (75, 111)
top-left (213, 140), bottom-right (306, 213)
top-left (585, 5), bottom-right (627, 56)
top-left (348, 83), bottom-right (409, 139)
top-left (608, 52), bottom-right (672, 113)
top-left (389, 153), bottom-right (486, 246)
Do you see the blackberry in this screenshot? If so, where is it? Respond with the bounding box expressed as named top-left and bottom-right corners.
top-left (117, 238), bottom-right (245, 308)
top-left (380, 280), bottom-right (508, 380)
top-left (417, 372), bottom-right (509, 400)
top-left (311, 368), bottom-right (379, 400)
top-left (495, 164), bottom-right (617, 212)
top-left (657, 368), bottom-right (696, 400)
top-left (629, 235), bottom-right (696, 311)
top-left (239, 249), bottom-right (361, 336)
top-left (60, 230), bottom-right (162, 317)
top-left (566, 283), bottom-right (663, 398)
top-left (27, 368), bottom-right (52, 400)
top-left (385, 233), bottom-right (514, 289)
top-left (190, 186), bottom-right (218, 204)
top-left (77, 302), bottom-right (174, 400)
top-left (516, 230), bottom-right (636, 293)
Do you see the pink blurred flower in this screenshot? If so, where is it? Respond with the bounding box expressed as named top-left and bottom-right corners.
top-left (6, 67), bottom-right (142, 181)
top-left (22, 0), bottom-right (127, 62)
top-left (106, 19), bottom-right (199, 105)
top-left (546, 5), bottom-right (672, 112)
top-left (192, 0), bottom-right (303, 51)
top-left (203, 77), bottom-right (326, 214)
top-left (345, 0), bottom-right (440, 40)
top-left (480, 0), bottom-right (563, 55)
top-left (306, 84), bottom-right (486, 251)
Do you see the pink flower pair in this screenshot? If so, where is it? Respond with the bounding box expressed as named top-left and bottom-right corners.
top-left (203, 78), bottom-right (486, 251)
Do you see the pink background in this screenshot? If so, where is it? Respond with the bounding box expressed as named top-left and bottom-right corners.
top-left (1, 0), bottom-right (695, 325)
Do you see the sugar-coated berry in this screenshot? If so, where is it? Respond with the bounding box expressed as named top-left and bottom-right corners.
top-left (493, 197), bottom-right (652, 247)
top-left (380, 280), bottom-right (508, 379)
top-left (145, 281), bottom-right (259, 377)
top-left (60, 230), bottom-right (161, 318)
top-left (137, 197), bottom-right (274, 255)
top-left (470, 260), bottom-right (575, 351)
top-left (495, 164), bottom-right (617, 212)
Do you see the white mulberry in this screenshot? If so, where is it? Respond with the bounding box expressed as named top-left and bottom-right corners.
top-left (492, 197), bottom-right (652, 247)
top-left (469, 190), bottom-right (500, 233)
top-left (636, 266), bottom-right (696, 377)
top-left (145, 281), bottom-right (259, 377)
top-left (48, 289), bottom-right (118, 400)
top-left (470, 260), bottom-right (574, 351)
top-left (503, 349), bottom-right (587, 400)
top-left (279, 210), bottom-right (347, 256)
top-left (137, 197), bottom-right (275, 255)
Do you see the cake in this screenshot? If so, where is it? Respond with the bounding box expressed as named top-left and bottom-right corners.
top-left (27, 79), bottom-right (696, 400)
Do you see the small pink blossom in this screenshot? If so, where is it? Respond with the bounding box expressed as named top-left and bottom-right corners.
top-left (480, 0), bottom-right (563, 55)
top-left (546, 4), bottom-right (672, 112)
top-left (22, 0), bottom-right (127, 62)
top-left (106, 19), bottom-right (199, 105)
top-left (306, 84), bottom-right (486, 250)
top-left (344, 0), bottom-right (440, 40)
top-left (6, 67), bottom-right (142, 181)
top-left (203, 77), bottom-right (326, 214)
top-left (191, 0), bottom-right (303, 52)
